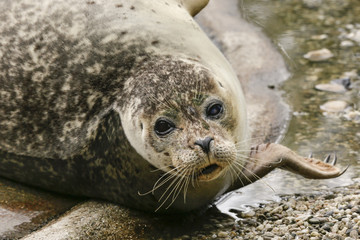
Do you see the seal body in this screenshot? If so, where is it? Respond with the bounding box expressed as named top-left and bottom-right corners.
top-left (0, 0), bottom-right (248, 212)
top-left (0, 0), bottom-right (345, 213)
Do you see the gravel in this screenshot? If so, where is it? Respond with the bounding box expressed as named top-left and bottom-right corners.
top-left (205, 182), bottom-right (360, 240)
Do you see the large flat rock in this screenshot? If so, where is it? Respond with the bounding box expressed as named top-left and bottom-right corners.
top-left (0, 178), bottom-right (80, 239)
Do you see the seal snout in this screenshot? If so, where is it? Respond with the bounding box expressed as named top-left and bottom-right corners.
top-left (194, 136), bottom-right (214, 154)
top-left (193, 137), bottom-right (226, 181)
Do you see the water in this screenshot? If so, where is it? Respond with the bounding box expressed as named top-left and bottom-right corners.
top-left (217, 0), bottom-right (360, 218)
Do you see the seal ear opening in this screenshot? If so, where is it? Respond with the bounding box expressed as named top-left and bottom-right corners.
top-left (181, 0), bottom-right (209, 17)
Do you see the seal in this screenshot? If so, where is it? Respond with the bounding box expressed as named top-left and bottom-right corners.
top-left (0, 0), bottom-right (345, 212)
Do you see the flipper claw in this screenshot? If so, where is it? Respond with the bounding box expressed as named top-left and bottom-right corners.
top-left (339, 165), bottom-right (349, 176)
top-left (308, 152), bottom-right (313, 158)
top-left (323, 154), bottom-right (337, 165)
top-left (331, 154), bottom-right (337, 165)
top-left (324, 154), bottom-right (331, 164)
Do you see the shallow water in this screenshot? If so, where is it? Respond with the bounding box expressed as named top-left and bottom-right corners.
top-left (217, 0), bottom-right (360, 218)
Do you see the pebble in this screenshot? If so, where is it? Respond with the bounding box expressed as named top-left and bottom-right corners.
top-left (315, 83), bottom-right (346, 93)
top-left (296, 204), bottom-right (308, 211)
top-left (349, 229), bottom-right (359, 239)
top-left (217, 231), bottom-right (228, 238)
top-left (346, 29), bottom-right (360, 43)
top-left (306, 75), bottom-right (319, 81)
top-left (308, 217), bottom-right (323, 224)
top-left (344, 110), bottom-right (360, 122)
top-left (322, 223), bottom-right (332, 231)
top-left (302, 0), bottom-right (322, 8)
top-left (270, 206), bottom-right (283, 214)
top-left (331, 77), bottom-right (352, 89)
top-left (341, 69), bottom-right (359, 79)
top-left (311, 34), bottom-right (328, 40)
top-left (242, 210), bottom-right (256, 217)
top-left (340, 40), bottom-right (355, 48)
top-left (320, 100), bottom-right (347, 113)
top-left (303, 48), bottom-right (334, 62)
top-left (263, 232), bottom-right (274, 238)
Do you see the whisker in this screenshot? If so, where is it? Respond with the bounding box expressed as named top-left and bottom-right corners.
top-left (157, 165), bottom-right (190, 201)
top-left (138, 166), bottom-right (182, 196)
top-left (155, 169), bottom-right (189, 211)
top-left (191, 167), bottom-right (196, 187)
top-left (236, 152), bottom-right (283, 167)
top-left (232, 160), bottom-right (258, 183)
top-left (232, 159), bottom-right (275, 192)
top-left (183, 174), bottom-right (190, 204)
top-left (169, 170), bottom-right (191, 207)
top-left (171, 166), bottom-right (192, 201)
top-left (225, 159), bottom-right (246, 186)
top-left (150, 164), bottom-right (174, 173)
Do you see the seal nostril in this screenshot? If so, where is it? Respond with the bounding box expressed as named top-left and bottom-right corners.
top-left (194, 136), bottom-right (213, 154)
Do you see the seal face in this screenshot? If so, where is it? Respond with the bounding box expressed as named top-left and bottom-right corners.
top-left (120, 58), bottom-right (244, 182)
top-left (117, 57), bottom-right (249, 210)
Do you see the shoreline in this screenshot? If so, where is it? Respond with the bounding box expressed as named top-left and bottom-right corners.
top-left (202, 181), bottom-right (360, 240)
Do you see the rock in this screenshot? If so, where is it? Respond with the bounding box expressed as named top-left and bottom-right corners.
top-left (321, 223), bottom-right (332, 231)
top-left (315, 83), bottom-right (346, 93)
top-left (311, 34), bottom-right (328, 40)
top-left (343, 110), bottom-right (360, 122)
top-left (315, 77), bottom-right (352, 93)
top-left (306, 75), bottom-right (319, 81)
top-left (270, 206), bottom-right (283, 214)
top-left (346, 29), bottom-right (360, 43)
top-left (303, 0), bottom-right (322, 8)
top-left (331, 77), bottom-right (352, 89)
top-left (341, 70), bottom-right (359, 79)
top-left (242, 210), bottom-right (256, 218)
top-left (303, 48), bottom-right (334, 62)
top-left (320, 100), bottom-right (347, 113)
top-left (340, 40), bottom-right (355, 48)
top-left (349, 229), bottom-right (359, 239)
top-left (296, 204), bottom-right (308, 211)
top-left (217, 231), bottom-right (228, 238)
top-left (308, 217), bottom-right (326, 224)
top-left (256, 224), bottom-right (265, 231)
top-left (345, 24), bottom-right (355, 30)
top-left (263, 232), bottom-right (275, 239)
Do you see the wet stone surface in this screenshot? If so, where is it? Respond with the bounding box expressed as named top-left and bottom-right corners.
top-left (0, 178), bottom-right (81, 239)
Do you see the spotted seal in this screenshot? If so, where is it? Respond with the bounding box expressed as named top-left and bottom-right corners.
top-left (0, 0), bottom-right (345, 212)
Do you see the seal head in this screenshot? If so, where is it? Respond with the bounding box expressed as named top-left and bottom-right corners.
top-left (119, 57), bottom-right (248, 211)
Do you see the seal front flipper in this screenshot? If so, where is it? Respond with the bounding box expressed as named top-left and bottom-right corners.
top-left (229, 143), bottom-right (347, 191)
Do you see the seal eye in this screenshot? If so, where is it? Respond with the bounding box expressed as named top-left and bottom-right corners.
top-left (154, 119), bottom-right (175, 136)
top-left (206, 102), bottom-right (223, 119)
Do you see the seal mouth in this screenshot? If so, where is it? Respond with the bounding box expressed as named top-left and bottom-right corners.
top-left (197, 164), bottom-right (223, 181)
